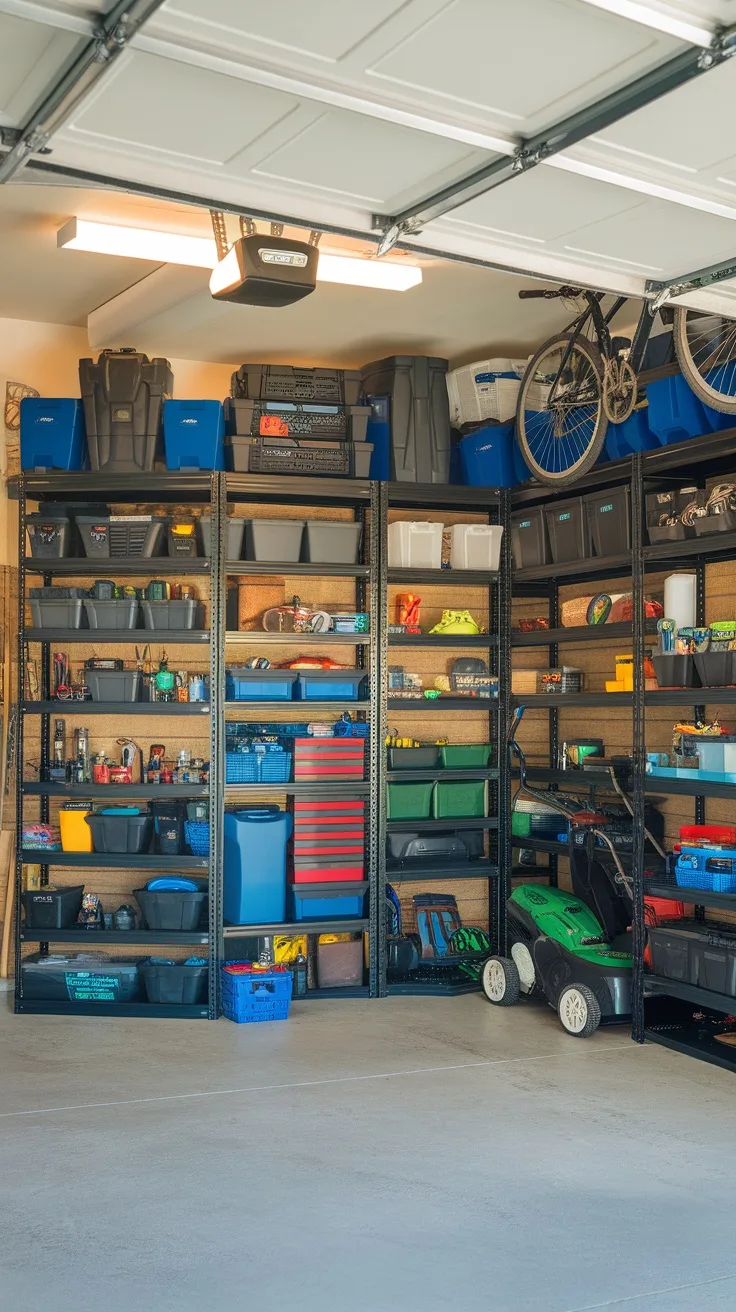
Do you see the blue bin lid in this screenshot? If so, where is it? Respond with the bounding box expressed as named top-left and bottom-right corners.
top-left (145, 877), bottom-right (200, 892)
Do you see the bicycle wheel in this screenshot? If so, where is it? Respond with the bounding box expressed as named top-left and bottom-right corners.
top-left (674, 306), bottom-right (736, 413)
top-left (515, 333), bottom-right (608, 486)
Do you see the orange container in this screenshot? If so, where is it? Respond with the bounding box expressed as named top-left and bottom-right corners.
top-left (59, 806), bottom-right (93, 853)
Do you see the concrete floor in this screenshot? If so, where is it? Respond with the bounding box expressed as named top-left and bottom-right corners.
top-left (1, 992), bottom-right (736, 1312)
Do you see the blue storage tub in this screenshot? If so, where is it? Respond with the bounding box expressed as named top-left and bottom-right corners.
top-left (289, 881), bottom-right (368, 922)
top-left (223, 806), bottom-right (292, 925)
top-left (163, 400), bottom-right (225, 470)
top-left (295, 669), bottom-right (368, 701)
top-left (226, 668), bottom-right (298, 701)
top-left (20, 398), bottom-right (85, 471)
top-left (222, 966), bottom-right (293, 1023)
top-left (366, 394), bottom-right (390, 481)
top-left (646, 373), bottom-right (709, 445)
top-left (605, 407), bottom-right (657, 459)
top-left (459, 422), bottom-right (516, 487)
top-left (675, 845), bottom-right (736, 894)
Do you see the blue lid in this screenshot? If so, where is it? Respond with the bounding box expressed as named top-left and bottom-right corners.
top-left (145, 877), bottom-right (200, 892)
top-left (99, 807), bottom-right (142, 815)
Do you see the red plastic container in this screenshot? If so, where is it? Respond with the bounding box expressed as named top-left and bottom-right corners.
top-left (680, 823), bottom-right (736, 846)
top-left (294, 738), bottom-right (365, 780)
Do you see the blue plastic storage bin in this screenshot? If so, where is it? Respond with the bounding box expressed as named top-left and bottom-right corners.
top-left (184, 821), bottom-right (210, 855)
top-left (226, 668), bottom-right (298, 701)
top-left (605, 408), bottom-right (658, 460)
top-left (290, 881), bottom-right (368, 922)
top-left (222, 966), bottom-right (293, 1023)
top-left (459, 422), bottom-right (516, 487)
top-left (646, 373), bottom-right (709, 446)
top-left (366, 394), bottom-right (390, 481)
top-left (20, 398), bottom-right (85, 471)
top-left (295, 670), bottom-right (368, 701)
top-left (223, 806), bottom-right (292, 925)
top-left (225, 751), bottom-right (292, 784)
top-left (163, 400), bottom-right (225, 470)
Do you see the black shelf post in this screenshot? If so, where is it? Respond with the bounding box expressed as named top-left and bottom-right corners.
top-left (370, 481), bottom-right (388, 997)
top-left (631, 450), bottom-right (646, 1044)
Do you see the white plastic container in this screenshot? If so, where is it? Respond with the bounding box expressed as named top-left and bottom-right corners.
top-left (388, 521), bottom-right (444, 569)
top-left (447, 358), bottom-right (525, 426)
top-left (450, 523), bottom-right (504, 571)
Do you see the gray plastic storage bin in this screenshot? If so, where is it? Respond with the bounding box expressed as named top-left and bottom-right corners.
top-left (76, 515), bottom-right (167, 559)
top-left (83, 599), bottom-right (139, 630)
top-left (360, 356), bottom-right (450, 483)
top-left (26, 513), bottom-right (70, 558)
top-left (86, 811), bottom-right (153, 854)
top-left (388, 746), bottom-right (440, 770)
top-left (303, 520), bottom-right (362, 564)
top-left (225, 397), bottom-right (370, 442)
top-left (87, 668), bottom-right (141, 702)
top-left (21, 953), bottom-right (144, 1003)
top-left (30, 598), bottom-right (84, 628)
top-left (511, 509), bottom-right (550, 569)
top-left (79, 350), bottom-right (172, 473)
top-left (141, 600), bottom-right (204, 631)
top-left (227, 436), bottom-right (373, 478)
top-left (246, 518), bottom-right (304, 562)
top-left (545, 497), bottom-right (591, 564)
top-left (231, 364), bottom-right (362, 405)
top-left (200, 515), bottom-right (246, 560)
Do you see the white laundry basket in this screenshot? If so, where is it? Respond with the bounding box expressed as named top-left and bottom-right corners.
top-left (447, 358), bottom-right (525, 426)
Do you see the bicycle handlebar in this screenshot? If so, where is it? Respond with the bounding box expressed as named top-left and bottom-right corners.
top-left (518, 285), bottom-right (582, 300)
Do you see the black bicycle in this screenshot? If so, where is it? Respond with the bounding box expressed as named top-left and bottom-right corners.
top-left (515, 286), bottom-right (736, 486)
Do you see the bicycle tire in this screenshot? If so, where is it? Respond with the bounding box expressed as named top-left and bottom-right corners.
top-left (673, 306), bottom-right (736, 414)
top-left (515, 332), bottom-right (608, 487)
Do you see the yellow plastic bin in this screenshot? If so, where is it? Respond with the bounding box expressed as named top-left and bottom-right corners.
top-left (59, 805), bottom-right (94, 853)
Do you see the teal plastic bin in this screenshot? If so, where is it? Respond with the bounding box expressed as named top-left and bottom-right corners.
top-left (223, 807), bottom-right (292, 925)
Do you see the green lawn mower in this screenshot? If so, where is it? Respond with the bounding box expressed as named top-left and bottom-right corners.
top-left (481, 706), bottom-right (655, 1037)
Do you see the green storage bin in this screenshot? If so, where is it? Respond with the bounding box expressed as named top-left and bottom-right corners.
top-left (433, 780), bottom-right (487, 819)
top-left (387, 781), bottom-right (434, 820)
top-left (439, 744), bottom-right (493, 769)
top-left (511, 811), bottom-right (532, 838)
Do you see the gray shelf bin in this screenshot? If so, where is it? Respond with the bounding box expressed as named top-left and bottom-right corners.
top-left (83, 599), bottom-right (139, 630)
top-left (79, 350), bottom-right (172, 473)
top-left (86, 811), bottom-right (153, 854)
top-left (225, 397), bottom-right (370, 442)
top-left (26, 513), bottom-right (70, 558)
top-left (360, 356), bottom-right (450, 483)
top-left (303, 520), bottom-right (362, 564)
top-left (227, 436), bottom-right (373, 478)
top-left (140, 600), bottom-right (204, 631)
top-left (87, 669), bottom-right (141, 702)
top-left (231, 364), bottom-right (363, 406)
top-left (245, 518), bottom-right (305, 562)
top-left (30, 598), bottom-right (84, 628)
top-left (76, 515), bottom-right (167, 559)
top-left (200, 515), bottom-right (246, 560)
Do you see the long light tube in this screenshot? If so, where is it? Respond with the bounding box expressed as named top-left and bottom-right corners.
top-left (57, 218), bottom-right (422, 291)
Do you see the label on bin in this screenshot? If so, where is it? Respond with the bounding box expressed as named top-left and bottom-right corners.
top-left (260, 415), bottom-right (289, 436)
top-left (65, 971), bottom-right (121, 1002)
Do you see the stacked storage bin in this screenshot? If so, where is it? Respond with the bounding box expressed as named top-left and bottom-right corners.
top-left (293, 736), bottom-right (365, 782)
top-left (290, 796), bottom-right (368, 922)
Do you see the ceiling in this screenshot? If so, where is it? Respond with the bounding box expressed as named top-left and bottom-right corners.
top-left (0, 0), bottom-right (734, 361)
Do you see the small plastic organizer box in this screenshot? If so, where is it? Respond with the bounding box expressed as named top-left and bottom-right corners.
top-left (675, 846), bottom-right (736, 893)
top-left (184, 821), bottom-right (210, 855)
top-left (225, 751), bottom-right (292, 784)
top-left (221, 965), bottom-right (293, 1023)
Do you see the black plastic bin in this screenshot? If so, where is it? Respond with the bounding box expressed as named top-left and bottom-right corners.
top-left (21, 953), bottom-right (144, 1002)
top-left (545, 497), bottom-right (591, 563)
top-left (510, 508), bottom-right (549, 569)
top-left (134, 888), bottom-right (207, 931)
top-left (26, 513), bottom-right (70, 558)
top-left (140, 599), bottom-right (204, 630)
top-left (388, 746), bottom-right (440, 770)
top-left (360, 355), bottom-right (450, 484)
top-left (584, 486), bottom-right (630, 556)
top-left (22, 884), bottom-right (84, 929)
top-left (79, 350), bottom-right (172, 473)
top-left (86, 668), bottom-right (141, 702)
top-left (83, 599), bottom-right (139, 630)
top-left (649, 922), bottom-right (736, 996)
top-left (693, 507), bottom-right (736, 536)
top-left (653, 654), bottom-right (699, 689)
top-left (86, 811), bottom-right (153, 854)
top-left (227, 434), bottom-right (373, 478)
top-left (151, 801), bottom-right (185, 855)
top-left (694, 651), bottom-right (736, 686)
top-left (141, 961), bottom-right (208, 1005)
top-left (231, 364), bottom-right (363, 406)
top-left (76, 514), bottom-right (168, 559)
top-left (225, 398), bottom-right (370, 441)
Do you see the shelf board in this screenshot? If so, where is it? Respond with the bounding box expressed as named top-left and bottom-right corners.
top-left (512, 765), bottom-right (620, 787)
top-left (644, 688), bottom-right (736, 705)
top-left (386, 861), bottom-right (498, 882)
top-left (20, 928), bottom-right (209, 945)
top-left (22, 700), bottom-right (211, 717)
top-left (25, 628), bottom-right (210, 645)
top-left (388, 633), bottom-right (497, 648)
top-left (645, 1026), bottom-right (736, 1073)
top-left (513, 552), bottom-right (632, 587)
top-left (225, 781), bottom-right (369, 797)
top-left (24, 557), bottom-right (211, 575)
top-left (387, 482), bottom-right (500, 508)
top-left (223, 918), bottom-right (369, 937)
top-left (386, 817), bottom-right (498, 832)
top-left (646, 973), bottom-right (736, 1016)
top-left (387, 697), bottom-right (497, 712)
top-left (19, 849), bottom-right (208, 869)
top-left (388, 567), bottom-right (497, 587)
top-left (23, 783), bottom-right (209, 798)
top-left (295, 985), bottom-right (370, 999)
top-left (15, 999), bottom-right (210, 1017)
top-left (644, 775), bottom-right (736, 799)
top-left (644, 530), bottom-right (736, 566)
top-left (226, 560), bottom-right (370, 577)
top-left (225, 700), bottom-right (371, 713)
top-left (511, 621), bottom-right (658, 647)
top-left (225, 631), bottom-right (366, 644)
top-left (645, 881), bottom-right (736, 911)
top-left (225, 474), bottom-right (371, 505)
top-left (511, 692), bottom-right (634, 708)
top-left (10, 472), bottom-right (214, 501)
top-left (386, 768), bottom-right (499, 782)
top-left (512, 837), bottom-right (662, 871)
top-left (387, 979), bottom-right (480, 997)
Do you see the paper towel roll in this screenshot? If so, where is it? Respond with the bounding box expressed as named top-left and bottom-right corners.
top-left (664, 573), bottom-right (696, 630)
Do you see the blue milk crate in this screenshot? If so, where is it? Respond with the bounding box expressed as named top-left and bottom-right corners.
top-left (459, 422), bottom-right (516, 487)
top-left (184, 821), bottom-right (210, 855)
top-left (163, 400), bottom-right (225, 471)
top-left (225, 751), bottom-right (292, 784)
top-left (20, 398), bottom-right (85, 471)
top-left (221, 966), bottom-right (293, 1023)
top-left (675, 846), bottom-right (736, 893)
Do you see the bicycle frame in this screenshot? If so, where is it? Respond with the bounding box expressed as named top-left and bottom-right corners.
top-left (548, 291), bottom-right (656, 407)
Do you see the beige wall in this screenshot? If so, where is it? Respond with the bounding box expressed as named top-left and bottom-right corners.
top-left (0, 317), bottom-right (236, 565)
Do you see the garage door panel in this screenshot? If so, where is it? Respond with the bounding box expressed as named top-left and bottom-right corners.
top-left (0, 15), bottom-right (80, 124)
top-left (443, 168), bottom-right (644, 244)
top-left (566, 200), bottom-right (736, 276)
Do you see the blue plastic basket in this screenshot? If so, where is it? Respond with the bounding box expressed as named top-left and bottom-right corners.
top-left (225, 752), bottom-right (292, 784)
top-left (221, 966), bottom-right (293, 1023)
top-left (185, 821), bottom-right (210, 855)
top-left (459, 422), bottom-right (517, 487)
top-left (163, 400), bottom-right (225, 471)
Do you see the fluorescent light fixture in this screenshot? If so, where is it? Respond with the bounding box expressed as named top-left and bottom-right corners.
top-left (58, 217), bottom-right (422, 291)
top-left (576, 0), bottom-right (713, 46)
